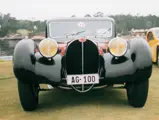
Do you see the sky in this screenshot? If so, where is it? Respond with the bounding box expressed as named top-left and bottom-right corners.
top-left (0, 0), bottom-right (158, 20)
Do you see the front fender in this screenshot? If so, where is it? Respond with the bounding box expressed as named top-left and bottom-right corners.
top-left (129, 37), bottom-right (152, 69)
top-left (35, 53), bottom-right (62, 82)
top-left (13, 39), bottom-right (35, 72)
top-left (13, 39), bottom-right (62, 84)
top-left (103, 37), bottom-right (152, 80)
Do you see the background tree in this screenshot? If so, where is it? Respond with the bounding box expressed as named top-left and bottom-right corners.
top-left (84, 14), bottom-right (91, 17)
top-left (0, 12), bottom-right (159, 37)
top-left (93, 12), bottom-right (104, 17)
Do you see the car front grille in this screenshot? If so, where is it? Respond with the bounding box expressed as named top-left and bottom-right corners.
top-left (65, 39), bottom-right (99, 75)
top-left (64, 39), bottom-right (100, 93)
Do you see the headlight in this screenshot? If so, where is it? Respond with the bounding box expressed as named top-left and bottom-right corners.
top-left (39, 38), bottom-right (58, 58)
top-left (108, 37), bottom-right (128, 57)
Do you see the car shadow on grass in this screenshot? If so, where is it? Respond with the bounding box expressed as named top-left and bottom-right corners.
top-left (36, 88), bottom-right (130, 111)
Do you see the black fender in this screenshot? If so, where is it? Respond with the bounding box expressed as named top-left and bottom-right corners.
top-left (13, 39), bottom-right (36, 83)
top-left (13, 39), bottom-right (62, 85)
top-left (34, 53), bottom-right (62, 83)
top-left (13, 39), bottom-right (35, 72)
top-left (129, 37), bottom-right (152, 81)
top-left (103, 37), bottom-right (152, 83)
top-left (129, 37), bottom-right (152, 69)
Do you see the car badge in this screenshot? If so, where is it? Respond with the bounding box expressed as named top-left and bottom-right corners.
top-left (78, 22), bottom-right (85, 27)
top-left (79, 38), bottom-right (86, 42)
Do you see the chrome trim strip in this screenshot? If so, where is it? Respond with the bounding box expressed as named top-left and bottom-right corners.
top-left (58, 84), bottom-right (107, 90)
top-left (58, 86), bottom-right (72, 90)
top-left (81, 42), bottom-right (84, 92)
top-left (92, 84), bottom-right (107, 89)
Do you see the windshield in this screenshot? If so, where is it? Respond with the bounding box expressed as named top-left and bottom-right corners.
top-left (48, 21), bottom-right (113, 39)
top-left (154, 29), bottom-right (159, 39)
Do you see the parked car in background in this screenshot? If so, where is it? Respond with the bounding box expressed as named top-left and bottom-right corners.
top-left (146, 27), bottom-right (159, 66)
top-left (13, 17), bottom-right (152, 111)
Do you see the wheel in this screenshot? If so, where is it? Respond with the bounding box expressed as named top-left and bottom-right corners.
top-left (126, 80), bottom-right (149, 108)
top-left (18, 80), bottom-right (39, 111)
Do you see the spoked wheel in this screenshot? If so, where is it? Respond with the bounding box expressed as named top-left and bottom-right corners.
top-left (126, 80), bottom-right (149, 108)
top-left (18, 80), bottom-right (39, 111)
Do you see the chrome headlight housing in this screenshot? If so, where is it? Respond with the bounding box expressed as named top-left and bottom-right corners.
top-left (108, 37), bottom-right (128, 57)
top-left (39, 38), bottom-right (58, 58)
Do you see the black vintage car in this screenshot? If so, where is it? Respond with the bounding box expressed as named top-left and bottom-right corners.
top-left (13, 17), bottom-right (152, 111)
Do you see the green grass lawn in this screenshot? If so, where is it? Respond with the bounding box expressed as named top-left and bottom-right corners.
top-left (0, 62), bottom-right (159, 120)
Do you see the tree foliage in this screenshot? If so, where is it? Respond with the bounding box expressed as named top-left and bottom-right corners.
top-left (1, 12), bottom-right (159, 37)
top-left (0, 13), bottom-right (46, 37)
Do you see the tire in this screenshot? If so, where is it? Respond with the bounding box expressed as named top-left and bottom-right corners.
top-left (126, 80), bottom-right (149, 108)
top-left (18, 80), bottom-right (39, 111)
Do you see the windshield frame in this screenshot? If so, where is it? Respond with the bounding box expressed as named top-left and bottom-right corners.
top-left (48, 20), bottom-right (113, 39)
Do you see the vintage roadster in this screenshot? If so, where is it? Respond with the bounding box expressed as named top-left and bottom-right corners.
top-left (13, 17), bottom-right (152, 111)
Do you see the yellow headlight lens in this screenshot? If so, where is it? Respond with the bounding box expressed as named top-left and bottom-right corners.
top-left (39, 38), bottom-right (58, 58)
top-left (108, 37), bottom-right (128, 57)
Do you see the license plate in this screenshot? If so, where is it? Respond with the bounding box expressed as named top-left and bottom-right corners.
top-left (67, 74), bottom-right (99, 85)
